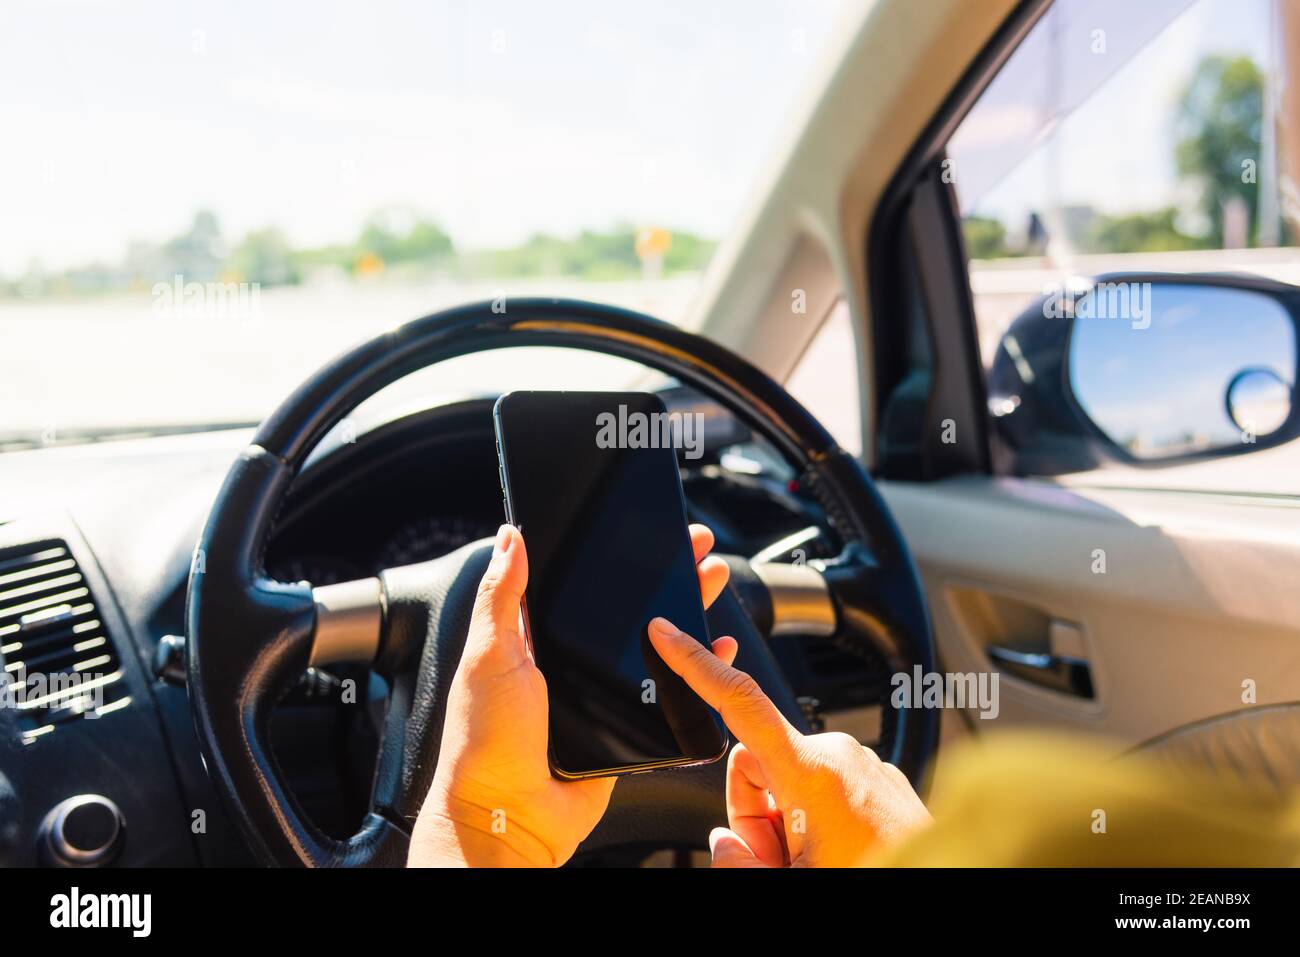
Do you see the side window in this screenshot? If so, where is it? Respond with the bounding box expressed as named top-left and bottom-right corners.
top-left (947, 0), bottom-right (1300, 495)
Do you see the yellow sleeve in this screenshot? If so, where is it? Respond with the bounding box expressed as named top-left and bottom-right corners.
top-left (876, 732), bottom-right (1300, 867)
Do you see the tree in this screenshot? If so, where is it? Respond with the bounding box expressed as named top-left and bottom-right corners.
top-left (1080, 207), bottom-right (1205, 254)
top-left (227, 228), bottom-right (301, 286)
top-left (468, 226), bottom-right (714, 280)
top-left (356, 209), bottom-right (453, 268)
top-left (162, 209), bottom-right (223, 281)
top-left (962, 216), bottom-right (1008, 259)
top-left (1174, 55), bottom-right (1264, 246)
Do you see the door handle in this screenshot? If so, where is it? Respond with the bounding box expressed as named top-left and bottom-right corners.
top-left (945, 585), bottom-right (1096, 699)
top-left (986, 644), bottom-right (1093, 698)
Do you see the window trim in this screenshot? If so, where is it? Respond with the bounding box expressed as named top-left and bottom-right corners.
top-left (866, 0), bottom-right (1054, 481)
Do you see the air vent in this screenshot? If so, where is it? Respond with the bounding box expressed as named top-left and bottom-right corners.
top-left (0, 541), bottom-right (129, 744)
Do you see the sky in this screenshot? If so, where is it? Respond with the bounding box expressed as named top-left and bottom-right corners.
top-left (0, 0), bottom-right (848, 276)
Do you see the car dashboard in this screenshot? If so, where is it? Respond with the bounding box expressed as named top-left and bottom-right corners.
top-left (0, 392), bottom-right (885, 866)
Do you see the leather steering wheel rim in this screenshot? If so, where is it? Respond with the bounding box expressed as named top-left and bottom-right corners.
top-left (186, 297), bottom-right (937, 866)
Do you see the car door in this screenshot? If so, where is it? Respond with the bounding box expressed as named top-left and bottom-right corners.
top-left (868, 0), bottom-right (1300, 754)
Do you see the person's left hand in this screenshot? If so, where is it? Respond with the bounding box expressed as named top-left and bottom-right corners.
top-left (408, 522), bottom-right (733, 867)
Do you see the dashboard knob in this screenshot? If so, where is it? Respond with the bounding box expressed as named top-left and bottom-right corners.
top-left (39, 794), bottom-right (125, 867)
top-left (153, 633), bottom-right (187, 685)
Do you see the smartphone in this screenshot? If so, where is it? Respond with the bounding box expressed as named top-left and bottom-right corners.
top-left (493, 390), bottom-right (728, 779)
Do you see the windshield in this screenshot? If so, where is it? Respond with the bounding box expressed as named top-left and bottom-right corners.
top-left (0, 0), bottom-right (845, 449)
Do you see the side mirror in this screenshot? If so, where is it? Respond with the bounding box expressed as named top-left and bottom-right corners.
top-left (1064, 274), bottom-right (1300, 461)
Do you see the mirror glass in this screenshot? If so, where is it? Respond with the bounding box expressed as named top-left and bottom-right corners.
top-left (1226, 368), bottom-right (1292, 438)
top-left (1067, 283), bottom-right (1295, 458)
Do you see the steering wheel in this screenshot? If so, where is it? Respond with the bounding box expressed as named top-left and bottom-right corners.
top-left (185, 298), bottom-right (937, 866)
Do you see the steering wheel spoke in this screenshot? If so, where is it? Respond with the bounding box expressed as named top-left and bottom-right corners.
top-left (309, 577), bottom-right (383, 667)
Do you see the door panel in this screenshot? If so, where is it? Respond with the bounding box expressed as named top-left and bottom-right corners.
top-left (881, 476), bottom-right (1300, 747)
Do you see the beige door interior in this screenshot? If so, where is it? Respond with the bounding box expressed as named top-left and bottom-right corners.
top-left (882, 477), bottom-right (1300, 754)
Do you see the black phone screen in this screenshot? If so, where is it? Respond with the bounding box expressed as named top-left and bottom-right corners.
top-left (494, 390), bottom-right (727, 778)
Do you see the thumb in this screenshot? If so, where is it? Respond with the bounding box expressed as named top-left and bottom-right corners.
top-left (709, 827), bottom-right (770, 868)
top-left (467, 524), bottom-right (529, 668)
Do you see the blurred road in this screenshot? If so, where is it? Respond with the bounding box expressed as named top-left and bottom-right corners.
top-left (0, 276), bottom-right (700, 439)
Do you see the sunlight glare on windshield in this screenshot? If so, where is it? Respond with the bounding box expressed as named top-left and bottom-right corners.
top-left (0, 0), bottom-right (847, 443)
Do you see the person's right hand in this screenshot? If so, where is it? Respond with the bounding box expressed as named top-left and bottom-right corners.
top-left (647, 617), bottom-right (932, 867)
